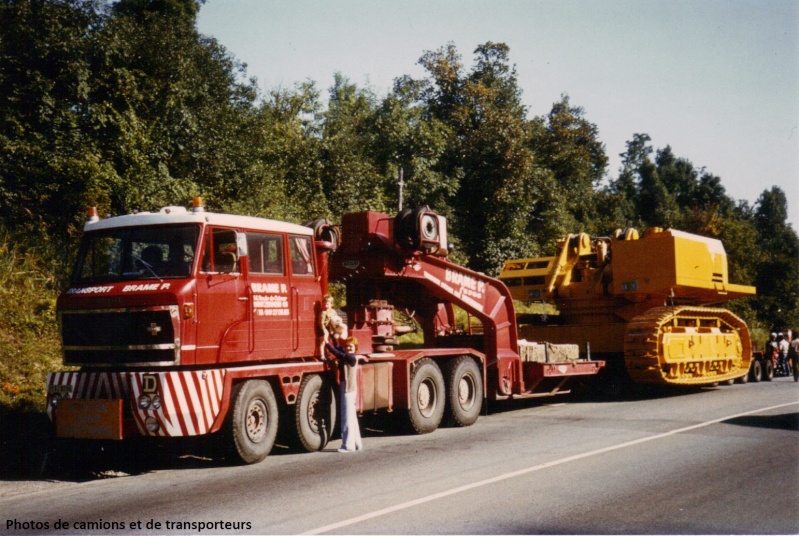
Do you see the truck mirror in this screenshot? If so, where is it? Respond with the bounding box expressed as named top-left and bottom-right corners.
top-left (236, 232), bottom-right (249, 257)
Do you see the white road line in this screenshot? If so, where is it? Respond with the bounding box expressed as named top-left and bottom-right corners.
top-left (304, 401), bottom-right (798, 535)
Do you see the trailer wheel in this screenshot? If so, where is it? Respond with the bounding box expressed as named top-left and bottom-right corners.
top-left (750, 360), bottom-right (762, 382)
top-left (763, 359), bottom-right (774, 381)
top-left (444, 356), bottom-right (483, 427)
top-left (294, 374), bottom-right (336, 452)
top-left (408, 358), bottom-right (445, 434)
top-left (230, 380), bottom-right (278, 464)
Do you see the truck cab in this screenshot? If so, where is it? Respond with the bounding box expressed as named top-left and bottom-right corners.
top-left (59, 200), bottom-right (322, 368)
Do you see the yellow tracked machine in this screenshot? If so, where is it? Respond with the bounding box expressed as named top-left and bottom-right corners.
top-left (499, 228), bottom-right (755, 386)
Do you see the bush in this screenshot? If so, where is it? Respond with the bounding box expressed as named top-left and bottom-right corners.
top-left (0, 230), bottom-right (65, 414)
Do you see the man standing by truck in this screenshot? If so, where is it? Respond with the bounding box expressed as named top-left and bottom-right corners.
top-left (788, 330), bottom-right (799, 382)
top-left (778, 331), bottom-right (792, 376)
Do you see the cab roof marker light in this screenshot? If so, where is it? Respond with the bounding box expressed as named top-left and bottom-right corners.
top-left (87, 206), bottom-right (100, 223)
top-left (161, 206), bottom-right (188, 215)
top-left (192, 196), bottom-right (205, 213)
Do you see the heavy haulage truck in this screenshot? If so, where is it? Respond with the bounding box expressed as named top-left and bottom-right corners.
top-left (46, 199), bottom-right (603, 463)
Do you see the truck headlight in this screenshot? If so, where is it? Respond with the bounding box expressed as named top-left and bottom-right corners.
top-left (138, 394), bottom-right (152, 409)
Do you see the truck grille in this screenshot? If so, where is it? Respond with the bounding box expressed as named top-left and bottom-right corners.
top-left (60, 306), bottom-right (180, 365)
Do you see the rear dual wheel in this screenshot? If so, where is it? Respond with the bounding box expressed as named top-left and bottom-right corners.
top-left (408, 359), bottom-right (446, 434)
top-left (750, 360), bottom-right (762, 382)
top-left (407, 357), bottom-right (484, 434)
top-left (444, 356), bottom-right (483, 427)
top-left (763, 360), bottom-right (774, 381)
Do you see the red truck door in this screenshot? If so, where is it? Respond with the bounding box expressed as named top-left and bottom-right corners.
top-left (195, 227), bottom-right (249, 364)
top-left (246, 231), bottom-right (293, 359)
top-left (288, 234), bottom-right (320, 357)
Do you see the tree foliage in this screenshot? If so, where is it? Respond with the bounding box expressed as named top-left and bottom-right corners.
top-left (0, 0), bottom-right (796, 344)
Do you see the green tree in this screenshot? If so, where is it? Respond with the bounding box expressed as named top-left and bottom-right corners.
top-left (534, 94), bottom-right (608, 229)
top-left (0, 0), bottom-right (109, 241)
top-left (636, 158), bottom-right (679, 227)
top-left (228, 83), bottom-right (327, 223)
top-left (604, 133), bottom-right (652, 229)
top-left (319, 73), bottom-right (386, 216)
top-left (751, 187), bottom-right (799, 329)
top-left (93, 0), bottom-right (259, 214)
top-left (410, 42), bottom-right (543, 273)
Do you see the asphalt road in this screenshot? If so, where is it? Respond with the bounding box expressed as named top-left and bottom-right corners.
top-left (2, 378), bottom-right (797, 535)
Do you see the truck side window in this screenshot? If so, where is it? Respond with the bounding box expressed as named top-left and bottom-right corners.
top-left (289, 235), bottom-right (314, 276)
top-left (247, 232), bottom-right (284, 275)
top-left (201, 228), bottom-right (239, 273)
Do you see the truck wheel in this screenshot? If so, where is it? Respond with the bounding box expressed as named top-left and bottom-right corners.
top-left (230, 380), bottom-right (278, 464)
top-left (763, 360), bottom-right (774, 381)
top-left (294, 374), bottom-right (336, 452)
top-left (750, 360), bottom-right (762, 382)
top-left (444, 356), bottom-right (483, 427)
top-left (408, 358), bottom-right (445, 434)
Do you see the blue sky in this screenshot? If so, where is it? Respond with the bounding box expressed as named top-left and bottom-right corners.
top-left (197, 0), bottom-right (798, 230)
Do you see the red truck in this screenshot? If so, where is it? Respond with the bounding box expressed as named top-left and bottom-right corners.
top-left (47, 199), bottom-right (603, 463)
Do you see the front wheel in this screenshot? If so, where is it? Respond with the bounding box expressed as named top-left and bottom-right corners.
top-left (408, 359), bottom-right (445, 434)
top-left (444, 356), bottom-right (483, 427)
top-left (229, 380), bottom-right (278, 464)
top-left (294, 374), bottom-right (336, 452)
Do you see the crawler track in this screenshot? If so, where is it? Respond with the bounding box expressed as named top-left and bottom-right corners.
top-left (624, 306), bottom-right (752, 385)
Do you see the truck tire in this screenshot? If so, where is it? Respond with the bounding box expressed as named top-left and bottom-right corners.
top-left (408, 358), bottom-right (445, 434)
top-left (444, 356), bottom-right (483, 427)
top-left (763, 359), bottom-right (774, 381)
top-left (750, 360), bottom-right (762, 382)
top-left (230, 380), bottom-right (278, 464)
top-left (294, 374), bottom-right (336, 452)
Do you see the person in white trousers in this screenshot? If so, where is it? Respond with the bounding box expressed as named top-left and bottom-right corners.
top-left (326, 336), bottom-right (369, 452)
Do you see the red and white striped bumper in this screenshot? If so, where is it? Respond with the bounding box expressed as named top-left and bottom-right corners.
top-left (46, 370), bottom-right (227, 437)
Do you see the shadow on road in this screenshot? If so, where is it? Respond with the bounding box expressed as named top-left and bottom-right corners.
top-left (0, 411), bottom-right (300, 484)
top-left (0, 378), bottom-right (747, 486)
top-left (724, 412), bottom-right (799, 432)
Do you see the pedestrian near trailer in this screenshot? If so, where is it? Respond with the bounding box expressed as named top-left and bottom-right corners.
top-left (325, 336), bottom-right (369, 452)
top-left (788, 330), bottom-right (799, 382)
top-left (778, 331), bottom-right (791, 376)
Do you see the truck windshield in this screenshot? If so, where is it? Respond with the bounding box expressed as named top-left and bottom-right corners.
top-left (72, 224), bottom-right (201, 283)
